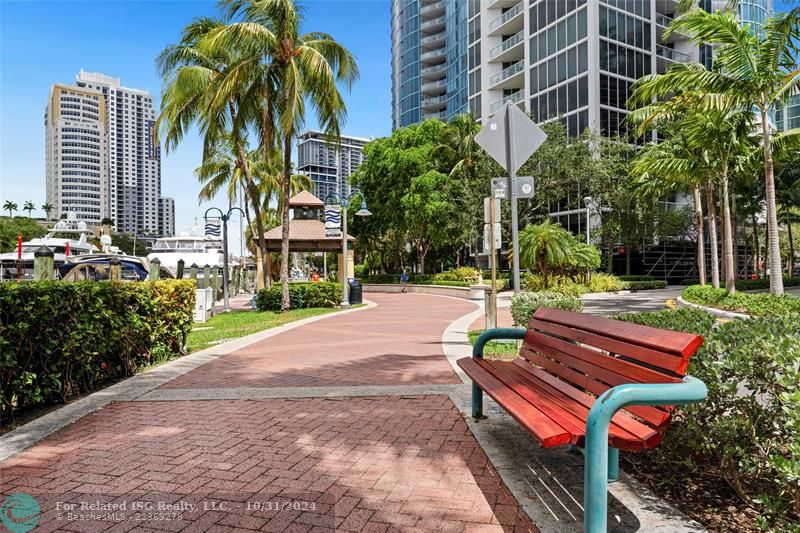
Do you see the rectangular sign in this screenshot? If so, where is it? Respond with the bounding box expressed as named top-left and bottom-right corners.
top-left (483, 223), bottom-right (501, 251)
top-left (483, 197), bottom-right (501, 224)
top-left (491, 178), bottom-right (509, 200)
top-left (324, 205), bottom-right (342, 230)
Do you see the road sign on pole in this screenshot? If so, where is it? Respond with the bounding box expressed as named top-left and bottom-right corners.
top-left (483, 197), bottom-right (501, 224)
top-left (491, 178), bottom-right (508, 199)
top-left (475, 102), bottom-right (547, 293)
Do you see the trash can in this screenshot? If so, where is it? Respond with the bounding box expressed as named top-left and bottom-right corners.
top-left (348, 278), bottom-right (363, 305)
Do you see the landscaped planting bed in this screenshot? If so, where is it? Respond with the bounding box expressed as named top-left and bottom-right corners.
top-left (683, 285), bottom-right (800, 316)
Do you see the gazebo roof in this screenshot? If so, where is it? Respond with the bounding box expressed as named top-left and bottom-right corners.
top-left (289, 190), bottom-right (325, 208)
top-left (262, 219), bottom-right (354, 252)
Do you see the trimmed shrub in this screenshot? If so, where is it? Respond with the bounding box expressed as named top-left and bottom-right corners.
top-left (431, 267), bottom-right (480, 283)
top-left (616, 307), bottom-right (715, 337)
top-left (682, 285), bottom-right (800, 316)
top-left (256, 282), bottom-right (342, 311)
top-left (0, 280), bottom-right (195, 421)
top-left (618, 275), bottom-right (656, 282)
top-left (523, 274), bottom-right (587, 297)
top-left (624, 280), bottom-right (668, 291)
top-left (510, 291), bottom-right (583, 327)
top-left (588, 273), bottom-right (626, 293)
top-left (680, 277), bottom-right (800, 290)
top-left (617, 308), bottom-right (800, 527)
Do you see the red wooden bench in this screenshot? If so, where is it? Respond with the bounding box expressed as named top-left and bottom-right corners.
top-left (458, 308), bottom-right (707, 532)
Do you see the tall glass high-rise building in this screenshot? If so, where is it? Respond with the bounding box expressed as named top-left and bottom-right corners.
top-left (392, 0), bottom-right (774, 139)
top-left (391, 0), bottom-right (469, 129)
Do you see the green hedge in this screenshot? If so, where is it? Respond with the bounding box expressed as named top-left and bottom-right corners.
top-left (618, 309), bottom-right (800, 529)
top-left (618, 275), bottom-right (656, 282)
top-left (679, 276), bottom-right (800, 290)
top-left (625, 280), bottom-right (668, 291)
top-left (256, 282), bottom-right (342, 311)
top-left (510, 291), bottom-right (583, 327)
top-left (0, 280), bottom-right (195, 421)
top-left (682, 285), bottom-right (800, 316)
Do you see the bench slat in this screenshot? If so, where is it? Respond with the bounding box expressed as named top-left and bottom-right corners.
top-left (457, 358), bottom-right (572, 447)
top-left (483, 360), bottom-right (659, 450)
top-left (516, 349), bottom-right (671, 428)
top-left (524, 329), bottom-right (679, 386)
top-left (507, 360), bottom-right (663, 450)
top-left (533, 308), bottom-right (703, 360)
top-left (529, 318), bottom-right (689, 375)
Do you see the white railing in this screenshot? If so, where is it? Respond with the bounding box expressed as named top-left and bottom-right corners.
top-left (421, 15), bottom-right (446, 29)
top-left (489, 2), bottom-right (523, 33)
top-left (489, 31), bottom-right (524, 60)
top-left (489, 91), bottom-right (523, 113)
top-left (656, 13), bottom-right (673, 27)
top-left (421, 63), bottom-right (446, 75)
top-left (420, 0), bottom-right (445, 15)
top-left (422, 79), bottom-right (448, 91)
top-left (489, 60), bottom-right (524, 86)
top-left (421, 32), bottom-right (445, 46)
top-left (656, 44), bottom-right (690, 63)
top-left (423, 95), bottom-right (447, 106)
top-left (421, 48), bottom-right (445, 61)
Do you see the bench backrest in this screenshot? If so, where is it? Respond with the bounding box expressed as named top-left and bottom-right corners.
top-left (522, 308), bottom-right (704, 428)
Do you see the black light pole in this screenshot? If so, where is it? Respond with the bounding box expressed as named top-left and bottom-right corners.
top-left (324, 191), bottom-right (371, 307)
top-left (204, 206), bottom-right (245, 312)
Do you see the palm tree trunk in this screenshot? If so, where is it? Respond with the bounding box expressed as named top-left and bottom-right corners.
top-left (237, 145), bottom-right (270, 290)
top-left (693, 185), bottom-right (707, 286)
top-left (255, 247), bottom-right (265, 291)
top-left (752, 212), bottom-right (761, 278)
top-left (280, 135), bottom-right (292, 311)
top-left (787, 211), bottom-right (795, 278)
top-left (720, 171), bottom-right (736, 294)
top-left (762, 107), bottom-right (785, 295)
top-left (705, 178), bottom-right (720, 289)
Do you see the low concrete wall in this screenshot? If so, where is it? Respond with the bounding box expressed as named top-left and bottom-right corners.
top-left (362, 283), bottom-right (487, 300)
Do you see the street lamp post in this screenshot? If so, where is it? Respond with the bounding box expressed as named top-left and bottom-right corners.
top-left (204, 206), bottom-right (246, 313)
top-left (325, 191), bottom-right (371, 308)
top-left (583, 196), bottom-right (596, 244)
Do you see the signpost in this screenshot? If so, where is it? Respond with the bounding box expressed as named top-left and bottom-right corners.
top-left (475, 102), bottom-right (547, 294)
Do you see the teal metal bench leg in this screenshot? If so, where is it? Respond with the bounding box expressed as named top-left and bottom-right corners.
top-left (472, 383), bottom-right (485, 419)
top-left (608, 447), bottom-right (619, 482)
top-left (583, 376), bottom-right (707, 533)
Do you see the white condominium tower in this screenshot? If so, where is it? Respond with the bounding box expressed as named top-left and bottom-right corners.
top-left (72, 71), bottom-right (161, 236)
top-left (45, 84), bottom-right (109, 223)
top-left (296, 131), bottom-right (370, 200)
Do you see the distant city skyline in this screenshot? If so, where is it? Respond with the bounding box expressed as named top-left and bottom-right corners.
top-left (1, 0), bottom-right (391, 252)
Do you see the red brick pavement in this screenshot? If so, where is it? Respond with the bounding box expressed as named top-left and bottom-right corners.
top-left (1, 396), bottom-right (537, 532)
top-left (163, 293), bottom-right (477, 389)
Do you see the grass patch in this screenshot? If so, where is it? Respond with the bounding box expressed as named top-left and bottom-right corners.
top-left (467, 330), bottom-right (519, 362)
top-left (187, 307), bottom-right (341, 353)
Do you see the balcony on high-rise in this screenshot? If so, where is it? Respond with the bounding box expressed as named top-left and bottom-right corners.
top-left (488, 2), bottom-right (523, 36)
top-left (488, 31), bottom-right (524, 62)
top-left (488, 60), bottom-right (524, 90)
top-left (489, 91), bottom-right (523, 114)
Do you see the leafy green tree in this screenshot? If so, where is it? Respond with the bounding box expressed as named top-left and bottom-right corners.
top-left (3, 201), bottom-right (17, 217)
top-left (401, 170), bottom-right (464, 273)
top-left (517, 221), bottom-right (575, 282)
top-left (776, 154), bottom-right (800, 276)
top-left (0, 217), bottom-right (47, 252)
top-left (631, 7), bottom-right (800, 294)
top-left (41, 203), bottom-right (54, 220)
top-left (23, 201), bottom-right (35, 217)
top-left (209, 0), bottom-right (358, 310)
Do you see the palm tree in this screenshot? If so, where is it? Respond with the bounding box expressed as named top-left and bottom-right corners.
top-left (630, 8), bottom-right (800, 294)
top-left (3, 201), bottom-right (17, 218)
top-left (156, 16), bottom-right (272, 289)
top-left (41, 203), bottom-right (54, 220)
top-left (23, 201), bottom-right (35, 217)
top-left (517, 221), bottom-right (574, 283)
top-left (209, 0), bottom-right (359, 310)
top-left (776, 156), bottom-right (800, 276)
top-left (630, 131), bottom-right (710, 286)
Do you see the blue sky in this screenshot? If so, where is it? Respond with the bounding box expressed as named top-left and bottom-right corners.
top-left (0, 0), bottom-right (391, 249)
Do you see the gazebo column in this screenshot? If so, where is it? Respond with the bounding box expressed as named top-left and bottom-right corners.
top-left (337, 249), bottom-right (355, 283)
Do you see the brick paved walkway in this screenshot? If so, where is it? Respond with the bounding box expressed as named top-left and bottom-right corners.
top-left (0, 293), bottom-right (539, 532)
top-left (163, 293), bottom-right (475, 390)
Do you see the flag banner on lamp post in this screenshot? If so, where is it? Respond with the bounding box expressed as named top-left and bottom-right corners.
top-left (325, 206), bottom-right (342, 237)
top-left (204, 218), bottom-right (221, 237)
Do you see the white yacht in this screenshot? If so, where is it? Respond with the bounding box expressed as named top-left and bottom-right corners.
top-left (0, 216), bottom-right (98, 281)
top-left (147, 232), bottom-right (224, 277)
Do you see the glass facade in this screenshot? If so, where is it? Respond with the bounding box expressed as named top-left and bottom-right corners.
top-left (444, 0), bottom-right (468, 119)
top-left (392, 0), bottom-right (422, 128)
top-left (738, 0), bottom-right (773, 37)
top-left (528, 0), bottom-right (589, 137)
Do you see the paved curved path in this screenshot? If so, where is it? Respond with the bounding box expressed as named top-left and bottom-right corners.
top-left (163, 293), bottom-right (475, 390)
top-left (0, 293), bottom-right (538, 533)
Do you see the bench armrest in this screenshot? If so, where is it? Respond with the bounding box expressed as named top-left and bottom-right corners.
top-left (472, 328), bottom-right (527, 359)
top-left (590, 375), bottom-right (707, 420)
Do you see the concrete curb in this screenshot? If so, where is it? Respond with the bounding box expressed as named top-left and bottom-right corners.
top-left (676, 296), bottom-right (751, 320)
top-left (0, 300), bottom-right (376, 462)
